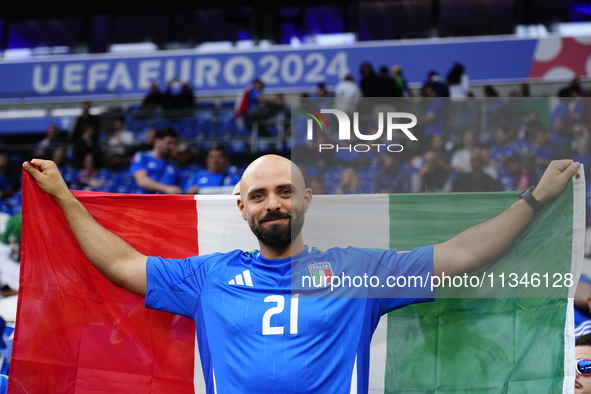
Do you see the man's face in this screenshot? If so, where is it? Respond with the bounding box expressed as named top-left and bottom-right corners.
top-left (576, 346), bottom-right (591, 393)
top-left (238, 159), bottom-right (311, 248)
top-left (207, 149), bottom-right (227, 174)
top-left (154, 136), bottom-right (176, 159)
top-left (494, 128), bottom-right (508, 145)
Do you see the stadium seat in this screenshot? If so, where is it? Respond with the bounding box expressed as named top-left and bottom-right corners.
top-left (175, 118), bottom-right (198, 139)
top-left (196, 102), bottom-right (217, 110)
top-left (195, 111), bottom-right (215, 139)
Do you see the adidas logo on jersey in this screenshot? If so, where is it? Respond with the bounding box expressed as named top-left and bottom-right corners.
top-left (228, 270), bottom-right (253, 287)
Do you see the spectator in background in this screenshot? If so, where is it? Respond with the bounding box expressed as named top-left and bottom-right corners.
top-left (428, 134), bottom-right (451, 168)
top-left (359, 63), bottom-right (380, 97)
top-left (452, 150), bottom-right (503, 192)
top-left (105, 117), bottom-right (134, 165)
top-left (129, 127), bottom-right (181, 194)
top-left (70, 101), bottom-right (101, 146)
top-left (422, 84), bottom-right (449, 138)
top-left (571, 76), bottom-right (588, 97)
top-left (418, 150), bottom-right (449, 192)
top-left (392, 65), bottom-right (411, 97)
top-left (483, 86), bottom-right (505, 133)
top-left (309, 176), bottom-right (327, 195)
top-left (0, 154), bottom-right (20, 200)
top-left (451, 131), bottom-right (478, 173)
top-left (73, 125), bottom-right (102, 169)
top-left (73, 153), bottom-right (105, 191)
top-left (378, 66), bottom-right (401, 97)
top-left (517, 109), bottom-right (543, 142)
top-left (335, 167), bottom-right (360, 194)
top-left (497, 155), bottom-right (534, 191)
top-left (164, 79), bottom-right (195, 110)
top-left (574, 275), bottom-right (591, 338)
top-left (311, 83), bottom-right (332, 110)
top-left (34, 123), bottom-right (65, 159)
top-left (447, 63), bottom-right (470, 99)
top-left (184, 145), bottom-right (240, 195)
top-left (424, 71), bottom-right (449, 98)
top-left (550, 88), bottom-right (573, 160)
top-left (490, 126), bottom-right (521, 169)
top-left (480, 147), bottom-right (499, 180)
top-left (520, 83), bottom-right (530, 97)
top-left (142, 81), bottom-right (165, 111)
top-left (333, 75), bottom-right (361, 115)
top-left (530, 128), bottom-right (552, 171)
top-left (373, 153), bottom-right (411, 193)
top-left (574, 334), bottom-right (591, 392)
top-left (571, 85), bottom-right (589, 155)
top-left (243, 80), bottom-right (288, 125)
top-left (51, 147), bottom-right (77, 186)
top-left (136, 129), bottom-right (156, 153)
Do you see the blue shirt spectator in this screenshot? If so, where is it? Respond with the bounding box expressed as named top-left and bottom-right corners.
top-left (424, 97), bottom-right (448, 137)
top-left (129, 128), bottom-right (181, 194)
top-left (185, 146), bottom-right (240, 195)
top-left (490, 127), bottom-right (521, 168)
top-left (373, 154), bottom-right (411, 193)
top-left (550, 100), bottom-right (571, 145)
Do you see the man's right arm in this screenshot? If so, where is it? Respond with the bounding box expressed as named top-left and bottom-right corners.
top-left (133, 170), bottom-right (182, 194)
top-left (24, 159), bottom-right (148, 297)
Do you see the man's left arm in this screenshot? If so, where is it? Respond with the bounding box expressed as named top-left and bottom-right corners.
top-left (433, 160), bottom-right (581, 279)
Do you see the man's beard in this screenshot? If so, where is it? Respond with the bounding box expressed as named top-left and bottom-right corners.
top-left (249, 208), bottom-right (305, 248)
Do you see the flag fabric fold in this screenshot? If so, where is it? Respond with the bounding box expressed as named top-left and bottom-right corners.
top-left (9, 168), bottom-right (585, 393)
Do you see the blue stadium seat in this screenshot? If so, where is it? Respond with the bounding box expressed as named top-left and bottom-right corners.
top-left (175, 118), bottom-right (198, 139)
top-left (197, 102), bottom-right (216, 110)
top-left (226, 141), bottom-right (248, 154)
top-left (150, 118), bottom-right (173, 130)
top-left (126, 104), bottom-right (143, 113)
top-left (220, 101), bottom-right (236, 109)
top-left (195, 111), bottom-right (215, 139)
top-left (217, 110), bottom-right (238, 138)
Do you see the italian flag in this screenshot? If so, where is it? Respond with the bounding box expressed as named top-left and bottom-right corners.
top-left (10, 167), bottom-right (585, 393)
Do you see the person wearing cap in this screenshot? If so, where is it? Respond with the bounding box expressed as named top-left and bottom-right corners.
top-left (576, 334), bottom-right (591, 392)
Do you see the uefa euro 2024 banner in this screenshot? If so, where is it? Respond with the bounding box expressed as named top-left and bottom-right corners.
top-left (2, 35), bottom-right (591, 100)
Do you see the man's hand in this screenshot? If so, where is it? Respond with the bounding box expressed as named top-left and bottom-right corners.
top-left (532, 160), bottom-right (581, 205)
top-left (164, 185), bottom-right (183, 194)
top-left (23, 159), bottom-right (72, 203)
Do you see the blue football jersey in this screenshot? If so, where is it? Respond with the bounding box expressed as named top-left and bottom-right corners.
top-left (145, 245), bottom-right (434, 394)
top-left (129, 151), bottom-right (180, 192)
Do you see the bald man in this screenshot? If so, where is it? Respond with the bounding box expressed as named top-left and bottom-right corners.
top-left (24, 155), bottom-right (580, 394)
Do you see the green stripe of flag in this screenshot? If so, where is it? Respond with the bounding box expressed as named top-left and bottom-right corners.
top-left (384, 178), bottom-right (583, 393)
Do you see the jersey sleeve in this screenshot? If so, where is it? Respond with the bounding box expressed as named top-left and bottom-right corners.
top-left (145, 254), bottom-right (213, 319)
top-left (129, 152), bottom-right (146, 176)
top-left (183, 173), bottom-right (197, 193)
top-left (365, 245), bottom-right (435, 314)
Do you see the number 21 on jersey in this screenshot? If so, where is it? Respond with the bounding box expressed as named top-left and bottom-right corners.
top-left (262, 294), bottom-right (299, 335)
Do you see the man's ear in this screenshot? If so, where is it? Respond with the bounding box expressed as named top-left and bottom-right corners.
top-left (237, 198), bottom-right (247, 221)
top-left (303, 188), bottom-right (313, 213)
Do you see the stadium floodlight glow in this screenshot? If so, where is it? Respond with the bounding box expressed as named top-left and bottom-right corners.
top-left (195, 42), bottom-right (233, 53)
top-left (109, 42), bottom-right (158, 53)
top-left (515, 24), bottom-right (548, 38)
top-left (2, 48), bottom-right (33, 60)
top-left (313, 33), bottom-right (355, 46)
top-left (555, 22), bottom-right (591, 37)
top-left (235, 40), bottom-right (254, 49)
top-left (50, 107), bottom-right (106, 117)
top-left (0, 109), bottom-right (47, 119)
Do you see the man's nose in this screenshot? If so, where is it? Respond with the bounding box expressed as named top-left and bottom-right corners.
top-left (265, 193), bottom-right (282, 210)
